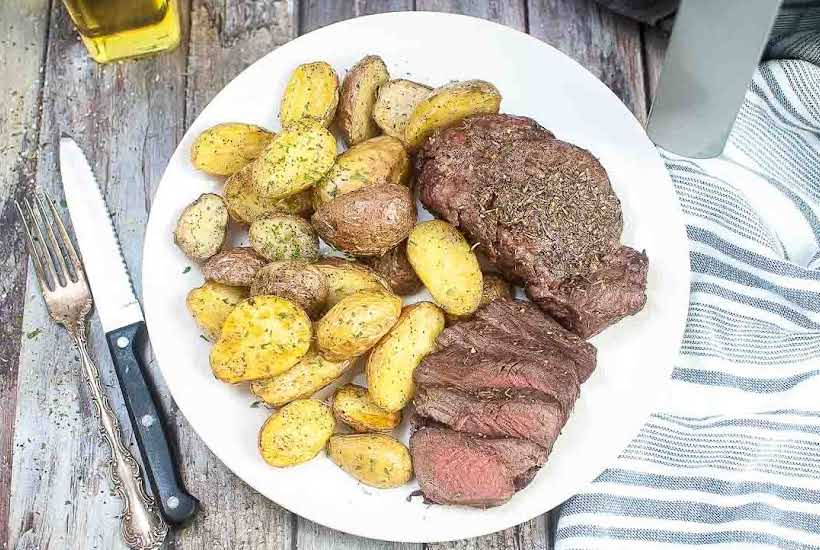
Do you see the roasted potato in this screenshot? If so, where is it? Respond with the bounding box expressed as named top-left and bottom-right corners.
top-left (404, 79), bottom-right (501, 150)
top-left (186, 281), bottom-right (248, 341)
top-left (332, 384), bottom-right (400, 432)
top-left (314, 258), bottom-right (392, 309)
top-left (251, 120), bottom-right (336, 200)
top-left (250, 351), bottom-right (351, 407)
top-left (202, 247), bottom-right (267, 287)
top-left (373, 79), bottom-right (432, 142)
top-left (312, 184), bottom-right (416, 257)
top-left (313, 136), bottom-right (409, 207)
top-left (279, 61), bottom-right (339, 128)
top-left (407, 220), bottom-right (483, 316)
top-left (327, 434), bottom-right (412, 488)
top-left (445, 274), bottom-right (514, 324)
top-left (249, 214), bottom-right (320, 262)
top-left (366, 302), bottom-right (445, 411)
top-left (190, 123), bottom-right (275, 176)
top-left (225, 164), bottom-right (313, 223)
top-left (250, 260), bottom-right (328, 319)
top-left (259, 400), bottom-right (334, 467)
top-left (174, 193), bottom-right (228, 261)
top-left (210, 296), bottom-right (311, 383)
top-left (337, 55), bottom-right (390, 145)
top-left (316, 290), bottom-right (402, 361)
top-left (362, 241), bottom-right (422, 295)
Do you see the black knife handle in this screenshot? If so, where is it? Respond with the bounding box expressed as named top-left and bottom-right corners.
top-left (107, 321), bottom-right (198, 526)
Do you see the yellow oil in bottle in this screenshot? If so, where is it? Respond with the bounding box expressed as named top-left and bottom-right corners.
top-left (62, 0), bottom-right (181, 63)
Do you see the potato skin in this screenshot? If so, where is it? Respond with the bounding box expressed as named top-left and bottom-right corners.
top-left (407, 220), bottom-right (483, 316)
top-left (186, 281), bottom-right (248, 341)
top-left (337, 55), bottom-right (390, 145)
top-left (251, 120), bottom-right (336, 200)
top-left (316, 290), bottom-right (402, 361)
top-left (312, 184), bottom-right (416, 257)
top-left (202, 247), bottom-right (267, 287)
top-left (250, 260), bottom-right (328, 319)
top-left (332, 384), bottom-right (400, 433)
top-left (250, 351), bottom-right (351, 407)
top-left (259, 400), bottom-right (335, 467)
top-left (373, 79), bottom-right (432, 143)
top-left (210, 296), bottom-right (311, 383)
top-left (445, 273), bottom-right (514, 324)
top-left (174, 193), bottom-right (229, 261)
top-left (191, 122), bottom-right (274, 176)
top-left (314, 258), bottom-right (392, 309)
top-left (249, 214), bottom-right (320, 262)
top-left (327, 434), bottom-right (412, 488)
top-left (362, 241), bottom-right (422, 295)
top-left (225, 164), bottom-right (313, 224)
top-left (279, 61), bottom-right (339, 128)
top-left (404, 79), bottom-right (501, 150)
top-left (366, 302), bottom-right (445, 411)
top-left (313, 136), bottom-right (409, 208)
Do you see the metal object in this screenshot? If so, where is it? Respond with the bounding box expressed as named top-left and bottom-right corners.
top-left (646, 0), bottom-right (783, 158)
top-left (15, 194), bottom-right (167, 550)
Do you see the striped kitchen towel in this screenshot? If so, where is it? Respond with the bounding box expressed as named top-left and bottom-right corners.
top-left (554, 22), bottom-right (820, 550)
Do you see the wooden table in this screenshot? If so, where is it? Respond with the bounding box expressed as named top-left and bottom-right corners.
top-left (0, 1), bottom-right (667, 548)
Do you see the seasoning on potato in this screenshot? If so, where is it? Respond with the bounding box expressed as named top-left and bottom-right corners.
top-left (259, 400), bottom-right (335, 467)
top-left (312, 183), bottom-right (416, 257)
top-left (225, 164), bottom-right (313, 224)
top-left (250, 351), bottom-right (351, 407)
top-left (186, 281), bottom-right (248, 341)
top-left (332, 384), bottom-right (401, 432)
top-left (312, 135), bottom-right (409, 208)
top-left (407, 220), bottom-right (483, 316)
top-left (362, 241), bottom-right (422, 295)
top-left (337, 55), bottom-right (390, 145)
top-left (202, 247), bottom-right (267, 287)
top-left (249, 214), bottom-right (320, 262)
top-left (250, 260), bottom-right (328, 319)
top-left (279, 61), bottom-right (340, 129)
top-left (174, 193), bottom-right (229, 261)
top-left (314, 257), bottom-right (392, 309)
top-left (327, 434), bottom-right (413, 488)
top-left (316, 290), bottom-right (402, 361)
top-left (210, 296), bottom-right (311, 383)
top-left (366, 302), bottom-right (445, 411)
top-left (445, 273), bottom-right (514, 324)
top-left (404, 79), bottom-right (502, 150)
top-left (251, 119), bottom-right (336, 200)
top-left (373, 79), bottom-right (432, 143)
top-left (190, 122), bottom-right (275, 176)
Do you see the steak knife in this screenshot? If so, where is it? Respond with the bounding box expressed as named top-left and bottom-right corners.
top-left (59, 135), bottom-right (198, 526)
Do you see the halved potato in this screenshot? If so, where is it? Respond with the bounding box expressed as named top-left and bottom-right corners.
top-left (332, 384), bottom-right (400, 432)
top-left (190, 122), bottom-right (275, 176)
top-left (314, 258), bottom-right (392, 309)
top-left (279, 61), bottom-right (339, 128)
top-left (249, 214), bottom-right (320, 262)
top-left (373, 79), bottom-right (432, 142)
top-left (259, 400), bottom-right (334, 467)
top-left (315, 290), bottom-right (402, 361)
top-left (225, 164), bottom-right (313, 224)
top-left (174, 193), bottom-right (229, 261)
top-left (186, 281), bottom-right (248, 341)
top-left (337, 55), bottom-right (390, 145)
top-left (251, 351), bottom-right (351, 407)
top-left (404, 80), bottom-right (501, 150)
top-left (445, 273), bottom-right (514, 324)
top-left (327, 434), bottom-right (412, 488)
top-left (250, 260), bottom-right (328, 319)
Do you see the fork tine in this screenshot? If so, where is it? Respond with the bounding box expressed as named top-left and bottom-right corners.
top-left (43, 192), bottom-right (83, 278)
top-left (34, 193), bottom-right (72, 284)
top-left (15, 200), bottom-right (51, 291)
top-left (24, 197), bottom-right (61, 288)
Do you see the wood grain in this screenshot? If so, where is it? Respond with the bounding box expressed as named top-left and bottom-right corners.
top-left (642, 24), bottom-right (670, 108)
top-left (415, 0), bottom-right (527, 29)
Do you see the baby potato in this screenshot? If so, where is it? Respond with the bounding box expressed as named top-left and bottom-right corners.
top-left (251, 351), bottom-right (351, 407)
top-left (174, 193), bottom-right (229, 261)
top-left (314, 258), bottom-right (392, 309)
top-left (251, 120), bottom-right (336, 200)
top-left (190, 122), bottom-right (275, 176)
top-left (279, 61), bottom-right (340, 128)
top-left (445, 273), bottom-right (514, 324)
top-left (250, 260), bottom-right (328, 319)
top-left (249, 214), bottom-right (320, 262)
top-left (362, 241), bottom-right (422, 296)
top-left (332, 384), bottom-right (401, 433)
top-left (210, 296), bottom-right (311, 383)
top-left (225, 164), bottom-right (313, 224)
top-left (259, 400), bottom-right (335, 467)
top-left (404, 79), bottom-right (501, 150)
top-left (337, 55), bottom-right (390, 145)
top-left (327, 434), bottom-right (412, 488)
top-left (313, 136), bottom-right (409, 207)
top-left (186, 281), bottom-right (248, 341)
top-left (316, 290), bottom-right (402, 361)
top-left (202, 247), bottom-right (267, 287)
top-left (407, 220), bottom-right (483, 316)
top-left (373, 79), bottom-right (432, 143)
top-left (366, 302), bottom-right (445, 412)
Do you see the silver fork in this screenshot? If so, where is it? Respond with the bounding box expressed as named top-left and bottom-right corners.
top-left (15, 193), bottom-right (168, 550)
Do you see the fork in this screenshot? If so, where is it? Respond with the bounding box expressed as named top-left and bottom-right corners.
top-left (15, 193), bottom-right (168, 550)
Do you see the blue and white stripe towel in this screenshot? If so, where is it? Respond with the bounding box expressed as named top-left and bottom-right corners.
top-left (555, 24), bottom-right (820, 550)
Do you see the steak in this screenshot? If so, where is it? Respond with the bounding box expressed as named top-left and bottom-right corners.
top-left (417, 114), bottom-right (648, 335)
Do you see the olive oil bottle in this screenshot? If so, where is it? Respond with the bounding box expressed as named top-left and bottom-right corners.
top-left (62, 0), bottom-right (180, 63)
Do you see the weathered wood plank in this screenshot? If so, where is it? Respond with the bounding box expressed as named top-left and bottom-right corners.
top-left (415, 0), bottom-right (526, 29)
top-left (527, 0), bottom-right (648, 121)
top-left (642, 24), bottom-right (670, 111)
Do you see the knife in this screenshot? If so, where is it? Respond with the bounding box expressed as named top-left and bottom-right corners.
top-left (59, 134), bottom-right (199, 526)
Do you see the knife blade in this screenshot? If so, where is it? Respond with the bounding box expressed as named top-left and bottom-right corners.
top-left (60, 134), bottom-right (198, 526)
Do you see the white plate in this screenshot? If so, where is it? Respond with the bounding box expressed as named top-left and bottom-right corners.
top-left (143, 12), bottom-right (689, 543)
